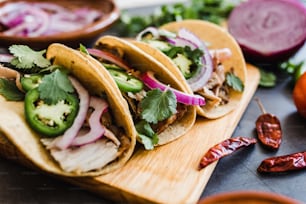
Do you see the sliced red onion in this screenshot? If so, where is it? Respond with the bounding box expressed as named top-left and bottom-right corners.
top-left (167, 37), bottom-right (197, 50)
top-left (0, 54), bottom-right (13, 63)
top-left (177, 28), bottom-right (205, 49)
top-left (87, 48), bottom-right (132, 71)
top-left (175, 28), bottom-right (214, 92)
top-left (0, 2), bottom-right (103, 37)
top-left (141, 71), bottom-right (205, 106)
top-left (54, 77), bottom-right (90, 150)
top-left (3, 6), bottom-right (49, 37)
top-left (32, 2), bottom-right (67, 13)
top-left (71, 96), bottom-right (108, 147)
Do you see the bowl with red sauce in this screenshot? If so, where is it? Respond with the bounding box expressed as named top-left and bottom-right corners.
top-left (0, 0), bottom-right (120, 49)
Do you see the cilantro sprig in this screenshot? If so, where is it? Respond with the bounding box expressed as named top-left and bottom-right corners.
top-left (38, 69), bottom-right (75, 105)
top-left (136, 120), bottom-right (159, 150)
top-left (140, 89), bottom-right (177, 124)
top-left (226, 72), bottom-right (244, 92)
top-left (3, 45), bottom-right (75, 105)
top-left (0, 78), bottom-right (24, 101)
top-left (9, 45), bottom-right (50, 69)
top-left (116, 0), bottom-right (242, 37)
top-left (164, 46), bottom-right (204, 79)
top-left (135, 88), bottom-right (177, 150)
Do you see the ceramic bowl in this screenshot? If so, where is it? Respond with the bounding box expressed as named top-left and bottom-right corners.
top-left (0, 0), bottom-right (120, 49)
top-left (198, 191), bottom-right (300, 204)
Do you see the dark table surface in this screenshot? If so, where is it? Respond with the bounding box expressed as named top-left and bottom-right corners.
top-left (1, 4), bottom-right (306, 204)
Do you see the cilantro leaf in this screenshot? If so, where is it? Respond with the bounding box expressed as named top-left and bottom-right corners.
top-left (135, 120), bottom-right (159, 150)
top-left (38, 69), bottom-right (75, 104)
top-left (259, 69), bottom-right (276, 88)
top-left (9, 45), bottom-right (51, 69)
top-left (140, 89), bottom-right (177, 124)
top-left (79, 44), bottom-right (89, 55)
top-left (226, 72), bottom-right (244, 92)
top-left (0, 78), bottom-right (24, 101)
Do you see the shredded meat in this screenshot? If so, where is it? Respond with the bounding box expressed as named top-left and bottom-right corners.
top-left (152, 103), bottom-right (187, 134)
top-left (41, 137), bottom-right (120, 173)
top-left (196, 48), bottom-right (232, 110)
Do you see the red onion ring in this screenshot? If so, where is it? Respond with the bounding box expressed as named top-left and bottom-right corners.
top-left (2, 5), bottom-right (49, 37)
top-left (0, 2), bottom-right (103, 37)
top-left (53, 76), bottom-right (90, 150)
top-left (87, 48), bottom-right (132, 71)
top-left (141, 71), bottom-right (205, 106)
top-left (71, 96), bottom-right (108, 146)
top-left (175, 28), bottom-right (214, 91)
top-left (0, 54), bottom-right (13, 63)
top-left (167, 37), bottom-right (197, 49)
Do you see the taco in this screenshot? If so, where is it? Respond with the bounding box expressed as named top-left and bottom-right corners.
top-left (86, 35), bottom-right (198, 150)
top-left (133, 20), bottom-right (247, 119)
top-left (0, 43), bottom-right (136, 176)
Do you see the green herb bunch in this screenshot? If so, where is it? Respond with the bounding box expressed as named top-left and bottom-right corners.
top-left (116, 0), bottom-right (242, 37)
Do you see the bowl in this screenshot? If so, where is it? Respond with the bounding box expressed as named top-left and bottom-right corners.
top-left (198, 191), bottom-right (300, 204)
top-left (0, 0), bottom-right (120, 49)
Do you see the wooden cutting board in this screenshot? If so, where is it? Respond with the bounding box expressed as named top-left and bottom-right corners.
top-left (61, 64), bottom-right (260, 204)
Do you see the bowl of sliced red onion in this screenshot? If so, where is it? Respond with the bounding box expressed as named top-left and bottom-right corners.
top-left (0, 0), bottom-right (120, 49)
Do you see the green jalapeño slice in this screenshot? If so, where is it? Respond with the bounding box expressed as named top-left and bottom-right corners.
top-left (24, 88), bottom-right (79, 137)
top-left (108, 69), bottom-right (143, 93)
top-left (21, 74), bottom-right (43, 92)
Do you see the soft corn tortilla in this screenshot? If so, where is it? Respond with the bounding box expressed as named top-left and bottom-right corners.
top-left (132, 20), bottom-right (247, 119)
top-left (0, 43), bottom-right (137, 177)
top-left (91, 35), bottom-right (197, 146)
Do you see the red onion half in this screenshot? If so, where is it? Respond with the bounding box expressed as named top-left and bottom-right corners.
top-left (228, 0), bottom-right (306, 63)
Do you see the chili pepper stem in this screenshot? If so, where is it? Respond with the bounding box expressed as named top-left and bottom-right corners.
top-left (255, 97), bottom-right (266, 114)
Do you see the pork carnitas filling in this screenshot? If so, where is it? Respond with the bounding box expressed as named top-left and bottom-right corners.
top-left (196, 49), bottom-right (232, 111)
top-left (41, 111), bottom-right (130, 174)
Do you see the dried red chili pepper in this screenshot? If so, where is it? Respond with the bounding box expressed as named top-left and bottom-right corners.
top-left (257, 151), bottom-right (306, 173)
top-left (255, 98), bottom-right (282, 150)
top-left (198, 137), bottom-right (257, 170)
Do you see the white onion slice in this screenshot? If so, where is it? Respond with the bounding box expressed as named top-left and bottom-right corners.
top-left (53, 77), bottom-right (90, 150)
top-left (71, 96), bottom-right (108, 146)
top-left (141, 71), bottom-right (205, 106)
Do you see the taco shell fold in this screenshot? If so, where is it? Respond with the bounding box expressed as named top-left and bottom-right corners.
top-left (91, 35), bottom-right (197, 146)
top-left (132, 20), bottom-right (247, 119)
top-left (0, 43), bottom-right (137, 177)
